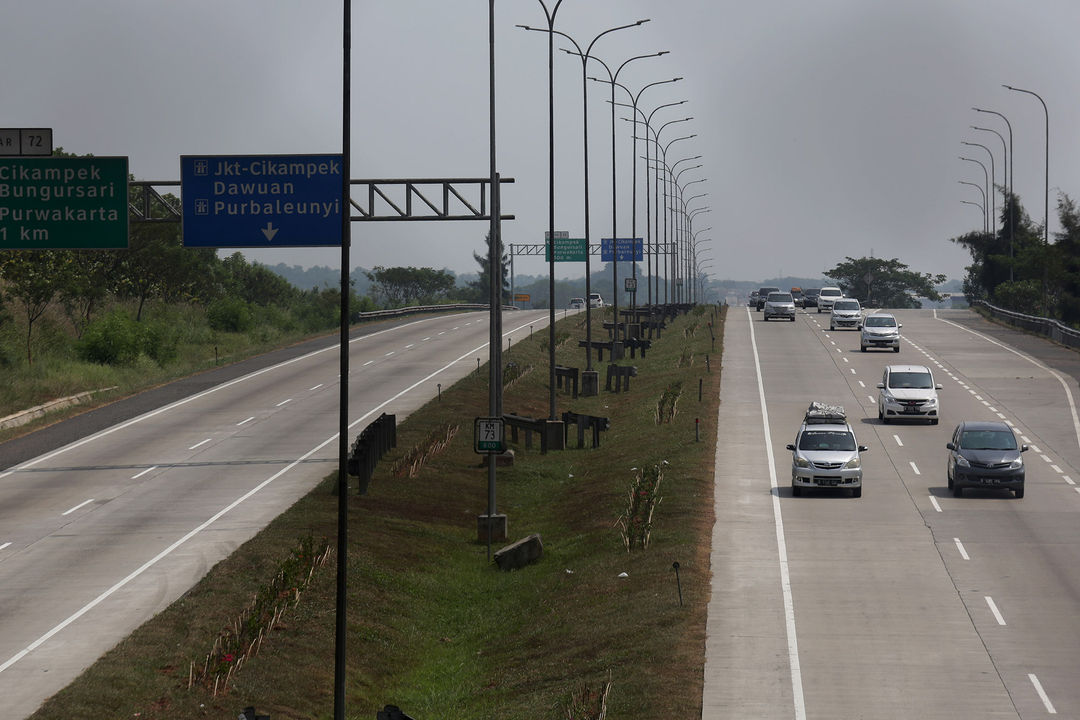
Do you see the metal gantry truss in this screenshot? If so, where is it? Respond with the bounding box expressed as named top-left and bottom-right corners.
top-left (508, 242), bottom-right (672, 256)
top-left (127, 178), bottom-right (514, 223)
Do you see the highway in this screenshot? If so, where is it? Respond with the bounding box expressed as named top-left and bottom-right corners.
top-left (704, 306), bottom-right (1080, 719)
top-left (0, 308), bottom-right (553, 720)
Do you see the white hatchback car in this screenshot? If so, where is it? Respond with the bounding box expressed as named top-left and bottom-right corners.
top-left (877, 364), bottom-right (942, 424)
top-left (588, 292), bottom-right (604, 307)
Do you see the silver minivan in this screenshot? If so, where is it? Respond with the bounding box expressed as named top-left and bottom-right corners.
top-left (787, 402), bottom-right (868, 498)
top-left (877, 364), bottom-right (941, 424)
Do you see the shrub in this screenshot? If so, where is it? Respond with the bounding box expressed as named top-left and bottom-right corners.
top-left (207, 297), bottom-right (254, 333)
top-left (76, 310), bottom-right (145, 365)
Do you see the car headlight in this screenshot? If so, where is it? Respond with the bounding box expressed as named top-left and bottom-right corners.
top-left (881, 392), bottom-right (894, 402)
top-left (844, 457), bottom-right (861, 469)
top-left (923, 398), bottom-right (937, 407)
top-left (794, 456), bottom-right (811, 468)
top-left (1009, 457), bottom-right (1023, 469)
top-left (956, 455), bottom-right (970, 467)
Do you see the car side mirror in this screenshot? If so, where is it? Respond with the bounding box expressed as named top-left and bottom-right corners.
top-left (785, 444), bottom-right (796, 451)
top-left (1021, 444), bottom-right (1029, 452)
top-left (876, 382), bottom-right (884, 389)
top-left (858, 445), bottom-right (869, 452)
top-left (898, 323), bottom-right (903, 328)
top-left (935, 383), bottom-right (943, 390)
top-left (946, 442), bottom-right (956, 451)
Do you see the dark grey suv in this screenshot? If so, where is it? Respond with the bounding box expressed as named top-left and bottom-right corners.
top-left (946, 420), bottom-right (1028, 498)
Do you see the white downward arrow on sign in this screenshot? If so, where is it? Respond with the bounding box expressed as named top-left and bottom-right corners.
top-left (262, 222), bottom-right (278, 242)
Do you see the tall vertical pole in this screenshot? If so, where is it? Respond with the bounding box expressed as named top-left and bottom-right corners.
top-left (1004, 85), bottom-right (1049, 315)
top-left (609, 79), bottom-right (619, 341)
top-left (486, 0), bottom-right (501, 560)
top-left (333, 2), bottom-right (351, 718)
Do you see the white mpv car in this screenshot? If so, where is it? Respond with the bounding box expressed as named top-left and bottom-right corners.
top-left (877, 364), bottom-right (941, 424)
top-left (816, 286), bottom-right (843, 313)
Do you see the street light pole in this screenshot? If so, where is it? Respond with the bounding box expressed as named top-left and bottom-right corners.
top-left (1003, 84), bottom-right (1049, 315)
top-left (959, 180), bottom-right (987, 233)
top-left (960, 156), bottom-right (990, 232)
top-left (961, 140), bottom-right (995, 237)
top-left (973, 107), bottom-right (1015, 281)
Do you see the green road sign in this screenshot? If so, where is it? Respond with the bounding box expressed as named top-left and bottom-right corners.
top-left (544, 236), bottom-right (587, 262)
top-left (0, 156), bottom-right (129, 249)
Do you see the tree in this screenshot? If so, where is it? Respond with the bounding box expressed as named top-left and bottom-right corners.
top-left (466, 232), bottom-right (509, 304)
top-left (823, 256), bottom-right (945, 308)
top-left (364, 266), bottom-right (456, 307)
top-left (951, 192), bottom-right (1041, 304)
top-left (1051, 193), bottom-right (1080, 325)
top-left (0, 250), bottom-right (68, 364)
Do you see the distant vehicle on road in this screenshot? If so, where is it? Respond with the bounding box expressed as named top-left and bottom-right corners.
top-left (946, 421), bottom-right (1027, 498)
top-left (568, 297), bottom-right (585, 310)
top-left (755, 286), bottom-right (781, 311)
top-left (803, 288), bottom-right (821, 308)
top-left (748, 290), bottom-right (759, 307)
top-left (764, 292), bottom-right (797, 321)
top-left (861, 313), bottom-right (901, 352)
top-left (790, 287), bottom-right (805, 307)
top-left (816, 286), bottom-right (843, 313)
top-left (877, 364), bottom-right (941, 424)
top-left (588, 293), bottom-right (604, 307)
top-left (829, 298), bottom-right (862, 331)
top-left (787, 402), bottom-right (868, 498)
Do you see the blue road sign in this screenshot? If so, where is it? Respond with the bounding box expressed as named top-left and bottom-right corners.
top-left (181, 154), bottom-right (343, 247)
top-left (600, 238), bottom-right (643, 262)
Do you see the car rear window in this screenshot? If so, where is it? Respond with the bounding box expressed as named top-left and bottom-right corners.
top-left (820, 289), bottom-right (842, 297)
top-left (833, 300), bottom-right (860, 310)
top-left (798, 430), bottom-right (856, 451)
top-left (768, 293), bottom-right (792, 301)
top-left (888, 371), bottom-right (933, 389)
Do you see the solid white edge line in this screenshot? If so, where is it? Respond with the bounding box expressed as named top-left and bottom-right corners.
top-left (0, 313), bottom-right (546, 676)
top-left (1029, 673), bottom-right (1057, 714)
top-left (985, 596), bottom-right (1007, 625)
top-left (0, 315), bottom-right (447, 480)
top-left (936, 315), bottom-right (1080, 451)
top-left (131, 466), bottom-right (157, 480)
top-left (61, 499), bottom-right (94, 516)
top-left (953, 538), bottom-right (969, 560)
top-left (929, 496), bottom-right (943, 512)
top-left (747, 307), bottom-right (807, 720)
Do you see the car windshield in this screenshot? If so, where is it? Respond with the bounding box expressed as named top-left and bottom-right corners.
top-left (888, 371), bottom-right (933, 389)
top-left (798, 430), bottom-right (857, 452)
top-left (821, 289), bottom-right (841, 297)
top-left (768, 293), bottom-right (792, 302)
top-left (960, 430), bottom-right (1017, 451)
top-left (833, 300), bottom-right (860, 310)
top-left (864, 316), bottom-right (896, 327)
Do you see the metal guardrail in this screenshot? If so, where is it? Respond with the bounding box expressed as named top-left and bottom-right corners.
top-left (973, 300), bottom-right (1080, 350)
top-left (353, 303), bottom-right (517, 322)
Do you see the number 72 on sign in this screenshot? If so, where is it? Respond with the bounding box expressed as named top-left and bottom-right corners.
top-left (474, 417), bottom-right (506, 454)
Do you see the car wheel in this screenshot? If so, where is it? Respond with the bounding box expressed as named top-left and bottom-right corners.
top-left (792, 483), bottom-right (802, 497)
top-left (817, 308), bottom-right (822, 313)
top-left (893, 346), bottom-right (900, 353)
top-left (1015, 486), bottom-right (1025, 499)
top-left (878, 405), bottom-right (884, 421)
top-left (790, 317), bottom-right (795, 322)
top-left (830, 324), bottom-right (835, 331)
top-left (930, 418), bottom-right (939, 425)
top-left (947, 469), bottom-right (954, 489)
top-left (953, 485), bottom-right (963, 498)
top-left (852, 486), bottom-right (862, 498)
top-left (861, 345), bottom-right (867, 352)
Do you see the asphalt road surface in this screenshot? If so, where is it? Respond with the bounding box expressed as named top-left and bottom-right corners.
top-left (704, 306), bottom-right (1080, 719)
top-left (0, 308), bottom-right (553, 720)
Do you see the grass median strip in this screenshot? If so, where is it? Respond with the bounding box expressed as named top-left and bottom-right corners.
top-left (31, 304), bottom-right (726, 720)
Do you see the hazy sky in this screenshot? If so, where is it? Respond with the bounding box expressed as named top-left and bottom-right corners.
top-left (5, 1), bottom-right (1079, 284)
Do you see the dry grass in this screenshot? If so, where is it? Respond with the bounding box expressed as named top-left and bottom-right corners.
top-left (29, 304), bottom-right (726, 720)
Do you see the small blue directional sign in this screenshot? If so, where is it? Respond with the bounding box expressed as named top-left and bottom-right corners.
top-left (181, 154), bottom-right (343, 247)
top-left (601, 238), bottom-right (643, 262)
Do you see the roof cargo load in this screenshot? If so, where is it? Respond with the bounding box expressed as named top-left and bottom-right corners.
top-left (805, 401), bottom-right (846, 424)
